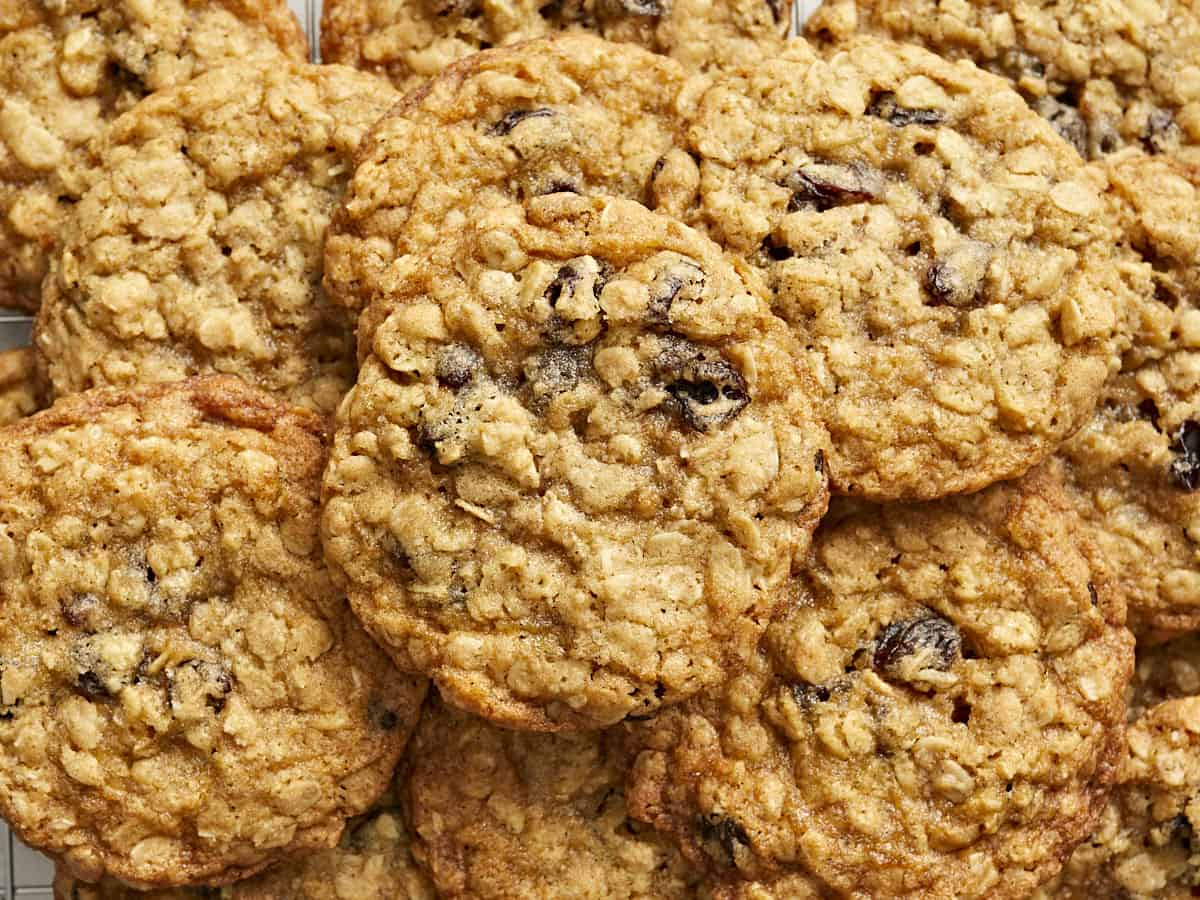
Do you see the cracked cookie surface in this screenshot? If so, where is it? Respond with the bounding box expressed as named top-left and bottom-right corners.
top-left (323, 194), bottom-right (829, 730)
top-left (1034, 697), bottom-right (1200, 900)
top-left (53, 776), bottom-right (436, 899)
top-left (320, 0), bottom-right (791, 93)
top-left (0, 346), bottom-right (40, 424)
top-left (688, 37), bottom-right (1131, 500)
top-left (0, 0), bottom-right (305, 312)
top-left (405, 696), bottom-right (702, 898)
top-left (325, 33), bottom-right (699, 315)
top-left (806, 0), bottom-right (1200, 162)
top-left (1059, 154), bottom-right (1200, 636)
top-left (0, 376), bottom-right (426, 888)
top-left (625, 462), bottom-right (1133, 897)
top-left (35, 61), bottom-right (399, 415)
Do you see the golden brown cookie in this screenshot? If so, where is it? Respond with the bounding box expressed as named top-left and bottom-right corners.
top-left (35, 61), bottom-right (400, 414)
top-left (687, 37), bottom-right (1133, 500)
top-left (324, 33), bottom-right (698, 315)
top-left (0, 376), bottom-right (426, 888)
top-left (405, 696), bottom-right (702, 898)
top-left (1058, 154), bottom-right (1200, 636)
top-left (625, 462), bottom-right (1133, 897)
top-left (1034, 697), bottom-right (1200, 899)
top-left (0, 0), bottom-right (306, 312)
top-left (323, 193), bottom-right (830, 730)
top-left (53, 778), bottom-right (436, 899)
top-left (806, 0), bottom-right (1200, 162)
top-left (320, 0), bottom-right (792, 92)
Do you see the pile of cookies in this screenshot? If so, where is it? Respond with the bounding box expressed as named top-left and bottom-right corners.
top-left (0, 0), bottom-right (1198, 897)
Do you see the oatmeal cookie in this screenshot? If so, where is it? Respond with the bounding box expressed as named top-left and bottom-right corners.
top-left (53, 779), bottom-right (436, 899)
top-left (0, 0), bottom-right (305, 312)
top-left (324, 33), bottom-right (698, 314)
top-left (322, 193), bottom-right (830, 730)
top-left (319, 0), bottom-right (792, 93)
top-left (1057, 155), bottom-right (1200, 636)
top-left (35, 61), bottom-right (400, 415)
top-left (1034, 697), bottom-right (1200, 899)
top-left (625, 462), bottom-right (1134, 897)
top-left (405, 696), bottom-right (702, 899)
top-left (0, 376), bottom-right (426, 888)
top-left (0, 346), bottom-right (41, 424)
top-left (689, 37), bottom-right (1131, 499)
top-left (806, 0), bottom-right (1200, 162)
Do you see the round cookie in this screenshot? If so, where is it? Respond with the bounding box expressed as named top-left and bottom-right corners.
top-left (805, 0), bottom-right (1200, 162)
top-left (688, 37), bottom-right (1133, 500)
top-left (319, 0), bottom-right (792, 93)
top-left (54, 780), bottom-right (436, 899)
top-left (625, 462), bottom-right (1134, 896)
top-left (1033, 697), bottom-right (1200, 900)
top-left (322, 193), bottom-right (830, 730)
top-left (1058, 154), bottom-right (1200, 636)
top-left (325, 32), bottom-right (699, 315)
top-left (35, 61), bottom-right (400, 415)
top-left (0, 0), bottom-right (306, 312)
top-left (0, 346), bottom-right (41, 424)
top-left (0, 376), bottom-right (426, 887)
top-left (404, 696), bottom-right (702, 899)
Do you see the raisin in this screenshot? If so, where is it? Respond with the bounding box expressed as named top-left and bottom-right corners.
top-left (525, 345), bottom-right (593, 403)
top-left (168, 661), bottom-right (234, 715)
top-left (867, 91), bottom-right (944, 127)
top-left (785, 160), bottom-right (885, 212)
top-left (1170, 421), bottom-right (1200, 490)
top-left (654, 339), bottom-right (749, 432)
top-left (647, 256), bottom-right (705, 326)
top-left (489, 107), bottom-right (555, 136)
top-left (1143, 109), bottom-right (1179, 155)
top-left (436, 344), bottom-right (484, 390)
top-left (60, 594), bottom-right (102, 632)
top-left (1034, 96), bottom-right (1087, 158)
top-left (543, 257), bottom-right (608, 345)
top-left (77, 670), bottom-right (109, 699)
top-left (873, 615), bottom-right (962, 678)
top-left (1170, 812), bottom-right (1195, 849)
top-left (697, 812), bottom-right (749, 861)
top-left (925, 242), bottom-right (992, 308)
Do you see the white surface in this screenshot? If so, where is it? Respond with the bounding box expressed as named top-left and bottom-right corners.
top-left (0, 0), bottom-right (821, 895)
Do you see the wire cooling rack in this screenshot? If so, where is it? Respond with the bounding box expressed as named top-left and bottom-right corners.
top-left (0, 0), bottom-right (820, 896)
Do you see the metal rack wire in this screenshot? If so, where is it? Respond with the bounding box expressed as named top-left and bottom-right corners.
top-left (0, 1), bottom-right (820, 896)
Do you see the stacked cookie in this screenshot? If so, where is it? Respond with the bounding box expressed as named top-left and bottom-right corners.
top-left (1, 0), bottom-right (1197, 897)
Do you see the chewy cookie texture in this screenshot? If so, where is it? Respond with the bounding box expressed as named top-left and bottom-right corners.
top-left (0, 377), bottom-right (425, 888)
top-left (53, 777), bottom-right (436, 899)
top-left (35, 61), bottom-right (400, 415)
top-left (0, 0), bottom-right (306, 312)
top-left (1058, 155), bottom-right (1200, 636)
top-left (319, 0), bottom-right (793, 92)
top-left (405, 696), bottom-right (701, 899)
top-left (626, 463), bottom-right (1133, 898)
top-left (325, 33), bottom-right (698, 313)
top-left (688, 37), bottom-right (1133, 501)
top-left (324, 193), bottom-right (830, 730)
top-left (807, 0), bottom-right (1200, 162)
